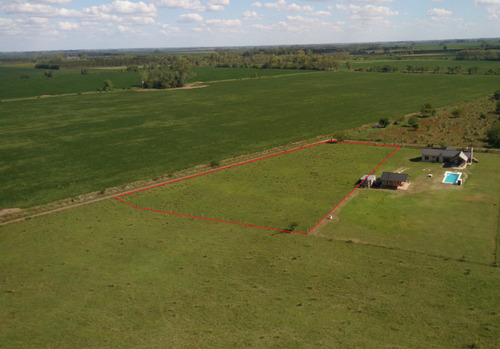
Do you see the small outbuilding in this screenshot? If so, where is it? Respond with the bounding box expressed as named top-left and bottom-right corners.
top-left (380, 172), bottom-right (409, 189)
top-left (359, 175), bottom-right (376, 188)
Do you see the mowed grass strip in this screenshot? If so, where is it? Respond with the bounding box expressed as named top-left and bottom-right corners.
top-left (122, 142), bottom-right (396, 233)
top-left (321, 148), bottom-right (500, 265)
top-left (2, 72), bottom-right (500, 209)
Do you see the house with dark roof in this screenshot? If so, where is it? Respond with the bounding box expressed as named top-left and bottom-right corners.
top-left (380, 172), bottom-right (409, 189)
top-left (421, 147), bottom-right (473, 166)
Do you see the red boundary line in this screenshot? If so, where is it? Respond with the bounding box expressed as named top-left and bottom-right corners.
top-left (114, 140), bottom-right (400, 235)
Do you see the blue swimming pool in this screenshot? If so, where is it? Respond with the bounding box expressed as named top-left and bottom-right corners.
top-left (443, 171), bottom-right (462, 184)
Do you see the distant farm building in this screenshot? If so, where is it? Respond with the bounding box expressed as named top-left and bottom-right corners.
top-left (359, 175), bottom-right (376, 188)
top-left (421, 147), bottom-right (474, 167)
top-left (380, 172), bottom-right (409, 189)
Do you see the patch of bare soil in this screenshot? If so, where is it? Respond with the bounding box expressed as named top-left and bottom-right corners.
top-left (0, 208), bottom-right (23, 216)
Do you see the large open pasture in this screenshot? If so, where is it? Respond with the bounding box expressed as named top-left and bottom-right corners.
top-left (2, 71), bottom-right (500, 209)
top-left (120, 142), bottom-right (396, 234)
top-left (1, 146), bottom-right (498, 348)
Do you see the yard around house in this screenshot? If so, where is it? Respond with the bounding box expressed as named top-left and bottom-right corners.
top-left (319, 148), bottom-right (500, 266)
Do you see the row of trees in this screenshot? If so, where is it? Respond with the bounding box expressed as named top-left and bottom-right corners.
top-left (456, 49), bottom-right (500, 61)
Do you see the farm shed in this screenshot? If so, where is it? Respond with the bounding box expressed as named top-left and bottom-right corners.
top-left (421, 147), bottom-right (473, 166)
top-left (380, 172), bottom-right (409, 189)
top-left (359, 175), bottom-right (376, 188)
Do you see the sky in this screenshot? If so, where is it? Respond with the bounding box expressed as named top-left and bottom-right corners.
top-left (0, 0), bottom-right (499, 52)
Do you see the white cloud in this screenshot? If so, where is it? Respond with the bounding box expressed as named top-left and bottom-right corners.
top-left (242, 11), bottom-right (262, 20)
top-left (58, 21), bottom-right (79, 30)
top-left (336, 4), bottom-right (398, 25)
top-left (475, 0), bottom-right (500, 19)
top-left (83, 1), bottom-right (157, 17)
top-left (153, 0), bottom-right (206, 11)
top-left (205, 18), bottom-right (241, 28)
top-left (427, 8), bottom-right (452, 21)
top-left (252, 0), bottom-right (314, 12)
top-left (312, 10), bottom-right (331, 17)
top-left (159, 23), bottom-right (180, 35)
top-left (31, 0), bottom-right (72, 4)
top-left (177, 13), bottom-right (204, 23)
top-left (2, 3), bottom-right (80, 17)
top-left (207, 0), bottom-right (230, 11)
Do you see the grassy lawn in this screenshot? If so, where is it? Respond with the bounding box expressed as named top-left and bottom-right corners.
top-left (2, 72), bottom-right (500, 209)
top-left (1, 192), bottom-right (499, 347)
top-left (320, 148), bottom-right (500, 266)
top-left (122, 142), bottom-right (396, 234)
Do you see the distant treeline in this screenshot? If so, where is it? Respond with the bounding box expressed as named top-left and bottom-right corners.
top-left (456, 49), bottom-right (500, 61)
top-left (34, 63), bottom-right (60, 70)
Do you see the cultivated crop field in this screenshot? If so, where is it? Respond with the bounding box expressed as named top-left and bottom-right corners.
top-left (119, 142), bottom-right (397, 234)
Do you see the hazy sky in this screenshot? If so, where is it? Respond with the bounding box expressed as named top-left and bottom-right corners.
top-left (0, 0), bottom-right (499, 52)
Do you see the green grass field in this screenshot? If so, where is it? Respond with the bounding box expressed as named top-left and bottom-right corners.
top-left (320, 148), bottom-right (500, 266)
top-left (2, 71), bottom-right (500, 209)
top-left (0, 66), bottom-right (141, 99)
top-left (1, 148), bottom-right (498, 348)
top-left (1, 55), bottom-right (500, 348)
top-left (122, 142), bottom-right (396, 234)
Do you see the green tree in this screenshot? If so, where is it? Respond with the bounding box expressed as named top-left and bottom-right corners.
top-left (102, 79), bottom-right (113, 91)
top-left (487, 122), bottom-right (500, 147)
top-left (379, 118), bottom-right (390, 128)
top-left (172, 57), bottom-right (192, 87)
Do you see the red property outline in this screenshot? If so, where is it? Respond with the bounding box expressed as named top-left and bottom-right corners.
top-left (115, 140), bottom-right (400, 235)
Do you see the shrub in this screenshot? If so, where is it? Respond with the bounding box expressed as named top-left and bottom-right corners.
top-left (210, 160), bottom-right (220, 168)
top-left (102, 80), bottom-right (113, 91)
top-left (487, 122), bottom-right (500, 147)
top-left (480, 112), bottom-right (488, 119)
top-left (379, 118), bottom-right (390, 128)
top-left (420, 103), bottom-right (436, 117)
top-left (494, 89), bottom-right (500, 100)
top-left (451, 109), bottom-right (462, 118)
top-left (408, 115), bottom-right (420, 128)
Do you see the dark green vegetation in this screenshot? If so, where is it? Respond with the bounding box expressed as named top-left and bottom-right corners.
top-left (0, 66), bottom-right (141, 99)
top-left (2, 72), bottom-right (500, 209)
top-left (1, 148), bottom-right (499, 348)
top-left (125, 143), bottom-right (394, 233)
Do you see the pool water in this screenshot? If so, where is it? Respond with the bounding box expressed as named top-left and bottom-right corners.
top-left (443, 172), bottom-right (462, 184)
